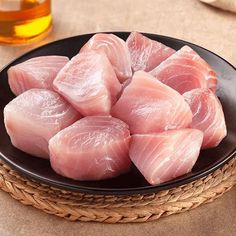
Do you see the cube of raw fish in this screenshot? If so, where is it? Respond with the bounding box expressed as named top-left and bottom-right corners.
top-left (111, 71), bottom-right (192, 134)
top-left (183, 88), bottom-right (227, 149)
top-left (53, 51), bottom-right (122, 116)
top-left (80, 33), bottom-right (132, 82)
top-left (49, 116), bottom-right (131, 181)
top-left (8, 56), bottom-right (69, 96)
top-left (4, 89), bottom-right (80, 159)
top-left (129, 129), bottom-right (203, 185)
top-left (126, 32), bottom-right (175, 72)
top-left (150, 46), bottom-right (217, 94)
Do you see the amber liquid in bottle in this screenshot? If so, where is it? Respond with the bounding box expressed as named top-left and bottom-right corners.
top-left (0, 0), bottom-right (52, 44)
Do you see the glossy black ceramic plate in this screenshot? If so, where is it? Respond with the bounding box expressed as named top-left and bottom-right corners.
top-left (0, 32), bottom-right (235, 195)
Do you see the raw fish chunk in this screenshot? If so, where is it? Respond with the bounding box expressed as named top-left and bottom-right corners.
top-left (4, 89), bottom-right (80, 159)
top-left (126, 32), bottom-right (175, 72)
top-left (53, 51), bottom-right (122, 116)
top-left (150, 46), bottom-right (217, 94)
top-left (129, 129), bottom-right (203, 185)
top-left (183, 88), bottom-right (227, 149)
top-left (49, 116), bottom-right (131, 181)
top-left (111, 71), bottom-right (192, 134)
top-left (80, 33), bottom-right (132, 82)
top-left (8, 56), bottom-right (69, 96)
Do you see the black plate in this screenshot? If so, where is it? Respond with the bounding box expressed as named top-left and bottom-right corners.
top-left (0, 32), bottom-right (236, 195)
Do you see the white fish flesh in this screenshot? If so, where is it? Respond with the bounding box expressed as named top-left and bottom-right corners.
top-left (111, 71), bottom-right (192, 134)
top-left (129, 129), bottom-right (203, 185)
top-left (4, 89), bottom-right (80, 159)
top-left (8, 56), bottom-right (69, 96)
top-left (49, 116), bottom-right (131, 180)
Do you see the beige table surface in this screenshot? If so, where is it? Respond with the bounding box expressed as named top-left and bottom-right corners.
top-left (0, 0), bottom-right (235, 235)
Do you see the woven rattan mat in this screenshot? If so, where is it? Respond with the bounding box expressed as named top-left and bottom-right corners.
top-left (0, 157), bottom-right (235, 223)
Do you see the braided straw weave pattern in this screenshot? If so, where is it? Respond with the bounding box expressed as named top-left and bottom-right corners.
top-left (0, 158), bottom-right (235, 223)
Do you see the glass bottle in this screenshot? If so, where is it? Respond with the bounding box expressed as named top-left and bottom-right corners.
top-left (0, 0), bottom-right (52, 44)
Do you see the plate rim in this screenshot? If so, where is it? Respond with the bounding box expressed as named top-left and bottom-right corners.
top-left (0, 31), bottom-right (235, 195)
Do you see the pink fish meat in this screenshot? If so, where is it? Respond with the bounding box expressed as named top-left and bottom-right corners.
top-left (53, 50), bottom-right (122, 116)
top-left (126, 32), bottom-right (175, 72)
top-left (129, 129), bottom-right (203, 185)
top-left (150, 46), bottom-right (217, 94)
top-left (8, 56), bottom-right (69, 96)
top-left (80, 33), bottom-right (132, 82)
top-left (111, 71), bottom-right (192, 134)
top-left (49, 116), bottom-right (131, 181)
top-left (183, 88), bottom-right (227, 149)
top-left (4, 89), bottom-right (80, 159)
